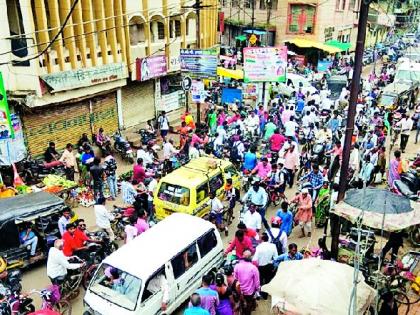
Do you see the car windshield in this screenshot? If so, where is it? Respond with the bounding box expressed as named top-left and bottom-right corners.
top-left (90, 264), bottom-right (142, 311)
top-left (395, 70), bottom-right (420, 82)
top-left (158, 182), bottom-right (190, 206)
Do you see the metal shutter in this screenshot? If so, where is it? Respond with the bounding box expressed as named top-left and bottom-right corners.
top-left (121, 81), bottom-right (155, 128)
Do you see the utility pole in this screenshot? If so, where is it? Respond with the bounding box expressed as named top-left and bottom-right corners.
top-left (266, 0), bottom-right (272, 46)
top-left (195, 0), bottom-right (201, 49)
top-left (251, 0), bottom-right (255, 31)
top-left (330, 0), bottom-right (371, 259)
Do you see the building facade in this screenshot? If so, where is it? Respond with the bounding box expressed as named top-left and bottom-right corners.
top-left (0, 0), bottom-right (218, 157)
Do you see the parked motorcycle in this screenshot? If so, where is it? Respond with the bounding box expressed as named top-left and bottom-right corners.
top-left (20, 156), bottom-right (65, 185)
top-left (139, 129), bottom-right (155, 146)
top-left (113, 132), bottom-right (134, 164)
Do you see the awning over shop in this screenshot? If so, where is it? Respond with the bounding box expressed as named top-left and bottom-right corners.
top-left (284, 38), bottom-right (342, 54)
top-left (235, 35), bottom-right (247, 42)
top-left (243, 30), bottom-right (267, 35)
top-left (217, 67), bottom-right (243, 80)
top-left (325, 40), bottom-right (351, 52)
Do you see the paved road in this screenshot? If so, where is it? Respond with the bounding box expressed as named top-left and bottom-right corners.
top-left (20, 57), bottom-right (420, 314)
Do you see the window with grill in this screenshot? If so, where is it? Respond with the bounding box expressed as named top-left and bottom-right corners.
top-left (260, 0), bottom-right (266, 10)
top-left (175, 20), bottom-right (181, 37)
top-left (349, 0), bottom-right (355, 11)
top-left (157, 22), bottom-right (165, 40)
top-left (288, 4), bottom-right (316, 34)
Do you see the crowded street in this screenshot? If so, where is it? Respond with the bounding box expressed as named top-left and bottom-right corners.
top-left (0, 1), bottom-right (420, 315)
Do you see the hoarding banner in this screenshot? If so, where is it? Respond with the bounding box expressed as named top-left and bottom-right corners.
top-left (0, 72), bottom-right (14, 139)
top-left (180, 48), bottom-right (218, 79)
top-left (243, 46), bottom-right (287, 83)
top-left (191, 80), bottom-right (206, 103)
top-left (136, 55), bottom-right (168, 81)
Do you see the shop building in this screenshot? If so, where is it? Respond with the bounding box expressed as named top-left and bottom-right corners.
top-left (0, 0), bottom-right (218, 158)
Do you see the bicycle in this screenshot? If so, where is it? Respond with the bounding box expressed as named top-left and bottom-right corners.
top-left (60, 257), bottom-right (86, 301)
top-left (30, 285), bottom-right (72, 315)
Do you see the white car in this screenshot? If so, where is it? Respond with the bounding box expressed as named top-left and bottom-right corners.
top-left (278, 73), bottom-right (318, 97)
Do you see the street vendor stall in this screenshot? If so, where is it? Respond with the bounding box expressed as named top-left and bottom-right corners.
top-left (263, 259), bottom-right (376, 314)
top-left (0, 191), bottom-right (67, 269)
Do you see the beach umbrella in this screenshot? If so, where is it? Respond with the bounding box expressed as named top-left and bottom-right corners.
top-left (331, 188), bottom-right (420, 231)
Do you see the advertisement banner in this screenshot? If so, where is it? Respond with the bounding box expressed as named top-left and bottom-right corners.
top-left (191, 80), bottom-right (206, 103)
top-left (180, 48), bottom-right (218, 79)
top-left (136, 55), bottom-right (167, 81)
top-left (242, 83), bottom-right (258, 99)
top-left (0, 114), bottom-right (26, 165)
top-left (293, 55), bottom-right (306, 66)
top-left (317, 60), bottom-right (332, 72)
top-left (243, 46), bottom-right (287, 83)
top-left (156, 91), bottom-right (182, 112)
top-left (219, 12), bottom-right (225, 33)
top-left (0, 72), bottom-right (14, 139)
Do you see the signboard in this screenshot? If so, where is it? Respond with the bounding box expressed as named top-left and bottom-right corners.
top-left (242, 83), bottom-right (258, 99)
top-left (0, 114), bottom-right (26, 165)
top-left (156, 91), bottom-right (182, 112)
top-left (169, 56), bottom-right (181, 72)
top-left (191, 80), bottom-right (206, 103)
top-left (293, 55), bottom-right (306, 66)
top-left (180, 48), bottom-right (218, 79)
top-left (0, 72), bottom-right (14, 139)
top-left (182, 76), bottom-right (192, 91)
top-left (317, 60), bottom-right (333, 72)
top-left (249, 34), bottom-right (258, 46)
top-left (243, 46), bottom-right (287, 83)
top-left (221, 88), bottom-right (242, 104)
top-left (136, 55), bottom-right (167, 81)
top-left (41, 63), bottom-right (127, 92)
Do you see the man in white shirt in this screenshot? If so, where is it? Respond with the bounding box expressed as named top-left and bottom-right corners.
top-left (243, 204), bottom-right (262, 232)
top-left (136, 146), bottom-right (154, 166)
top-left (208, 191), bottom-right (227, 234)
top-left (157, 111), bottom-right (170, 140)
top-left (252, 233), bottom-right (277, 285)
top-left (349, 144), bottom-right (360, 177)
top-left (244, 111), bottom-right (260, 136)
top-left (163, 139), bottom-right (178, 160)
top-left (189, 143), bottom-right (200, 160)
top-left (58, 209), bottom-right (71, 236)
top-left (284, 116), bottom-right (298, 142)
top-left (302, 111), bottom-right (313, 128)
top-left (397, 114), bottom-right (414, 152)
top-left (94, 197), bottom-right (115, 240)
top-left (47, 239), bottom-right (83, 284)
top-left (146, 272), bottom-right (170, 312)
top-left (147, 174), bottom-right (160, 215)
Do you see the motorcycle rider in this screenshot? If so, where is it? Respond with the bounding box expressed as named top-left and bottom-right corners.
top-left (299, 164), bottom-right (324, 210)
top-left (244, 110), bottom-right (260, 136)
top-left (46, 239), bottom-right (83, 285)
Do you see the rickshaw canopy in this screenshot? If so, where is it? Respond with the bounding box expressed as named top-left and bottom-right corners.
top-left (0, 191), bottom-right (65, 224)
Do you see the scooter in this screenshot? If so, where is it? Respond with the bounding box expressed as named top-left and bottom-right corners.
top-left (113, 132), bottom-right (134, 164)
top-left (139, 129), bottom-right (155, 146)
top-left (20, 156), bottom-right (65, 185)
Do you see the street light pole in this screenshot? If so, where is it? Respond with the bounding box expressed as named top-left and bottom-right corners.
top-left (330, 0), bottom-right (371, 259)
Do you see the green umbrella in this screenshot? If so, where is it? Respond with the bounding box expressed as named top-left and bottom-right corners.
top-left (325, 40), bottom-right (351, 52)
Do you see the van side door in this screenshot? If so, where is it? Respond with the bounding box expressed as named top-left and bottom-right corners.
top-left (137, 267), bottom-right (168, 315)
top-left (169, 242), bottom-right (202, 306)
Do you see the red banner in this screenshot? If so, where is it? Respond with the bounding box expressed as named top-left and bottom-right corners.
top-left (219, 12), bottom-right (225, 33)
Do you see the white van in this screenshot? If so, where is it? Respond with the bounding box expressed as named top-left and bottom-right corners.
top-left (83, 213), bottom-right (224, 315)
top-left (278, 73), bottom-right (318, 97)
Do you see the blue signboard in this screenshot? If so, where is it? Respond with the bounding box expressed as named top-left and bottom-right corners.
top-left (221, 88), bottom-right (242, 104)
top-left (180, 49), bottom-right (218, 79)
top-left (317, 60), bottom-right (332, 72)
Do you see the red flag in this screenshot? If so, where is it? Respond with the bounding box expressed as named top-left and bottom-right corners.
top-left (219, 12), bottom-right (225, 33)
